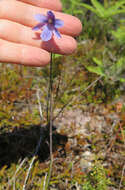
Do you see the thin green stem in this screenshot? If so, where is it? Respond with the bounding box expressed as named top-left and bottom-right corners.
top-left (46, 79), bottom-right (50, 122)
top-left (49, 53), bottom-right (53, 158)
top-left (44, 53), bottom-right (53, 190)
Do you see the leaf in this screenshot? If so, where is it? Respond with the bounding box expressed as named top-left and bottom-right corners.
top-left (111, 0), bottom-right (125, 10)
top-left (54, 54), bottom-right (62, 59)
top-left (111, 27), bottom-right (125, 44)
top-left (104, 0), bottom-right (125, 17)
top-left (105, 9), bottom-right (125, 18)
top-left (116, 57), bottom-right (125, 69)
top-left (81, 3), bottom-right (98, 15)
top-left (91, 0), bottom-right (105, 17)
top-left (93, 57), bottom-right (103, 66)
top-left (82, 0), bottom-right (125, 19)
top-left (119, 78), bottom-right (125, 83)
top-left (74, 10), bottom-right (84, 15)
top-left (120, 19), bottom-right (125, 24)
top-left (86, 66), bottom-right (105, 76)
top-left (109, 58), bottom-right (125, 82)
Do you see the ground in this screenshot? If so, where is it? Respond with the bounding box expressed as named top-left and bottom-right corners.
top-left (0, 42), bottom-right (125, 189)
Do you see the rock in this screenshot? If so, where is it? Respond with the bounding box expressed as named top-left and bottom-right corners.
top-left (80, 151), bottom-right (95, 172)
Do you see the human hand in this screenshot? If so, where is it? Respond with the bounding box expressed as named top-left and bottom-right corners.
top-left (0, 0), bottom-right (82, 66)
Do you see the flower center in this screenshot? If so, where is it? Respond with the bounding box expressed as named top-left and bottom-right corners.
top-left (48, 18), bottom-right (53, 24)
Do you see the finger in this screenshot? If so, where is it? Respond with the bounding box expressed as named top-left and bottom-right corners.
top-left (0, 20), bottom-right (77, 55)
top-left (0, 39), bottom-right (50, 66)
top-left (18, 0), bottom-right (62, 11)
top-left (0, 0), bottom-right (82, 37)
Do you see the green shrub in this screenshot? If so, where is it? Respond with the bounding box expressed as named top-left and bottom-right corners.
top-left (83, 163), bottom-right (111, 190)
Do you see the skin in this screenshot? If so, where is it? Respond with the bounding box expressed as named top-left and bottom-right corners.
top-left (0, 0), bottom-right (82, 66)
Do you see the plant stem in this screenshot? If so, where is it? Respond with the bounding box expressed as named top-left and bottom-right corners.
top-left (49, 52), bottom-right (53, 160)
top-left (44, 53), bottom-right (53, 189)
top-left (46, 78), bottom-right (50, 122)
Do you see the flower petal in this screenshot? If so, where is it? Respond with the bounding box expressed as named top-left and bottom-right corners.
top-left (41, 25), bottom-right (53, 41)
top-left (32, 23), bottom-right (45, 31)
top-left (47, 11), bottom-right (55, 20)
top-left (53, 28), bottom-right (61, 39)
top-left (55, 19), bottom-right (64, 28)
top-left (34, 14), bottom-right (47, 23)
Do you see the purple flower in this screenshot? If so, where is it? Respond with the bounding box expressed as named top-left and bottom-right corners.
top-left (32, 11), bottom-right (64, 41)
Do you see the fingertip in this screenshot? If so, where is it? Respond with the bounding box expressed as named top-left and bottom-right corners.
top-left (56, 13), bottom-right (83, 37)
top-left (75, 17), bottom-right (82, 36)
top-left (61, 35), bottom-right (77, 55)
top-left (19, 0), bottom-right (62, 11)
top-left (0, 39), bottom-right (50, 67)
top-left (42, 0), bottom-right (62, 11)
top-left (64, 15), bottom-right (82, 37)
top-left (41, 35), bottom-right (77, 55)
top-left (57, 1), bottom-right (62, 11)
top-left (21, 46), bottom-right (50, 66)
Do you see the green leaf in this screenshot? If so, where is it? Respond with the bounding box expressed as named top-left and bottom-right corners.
top-left (86, 66), bottom-right (105, 76)
top-left (105, 9), bottom-right (125, 18)
top-left (111, 0), bottom-right (125, 10)
top-left (81, 3), bottom-right (98, 15)
top-left (110, 57), bottom-right (125, 77)
top-left (120, 19), bottom-right (125, 24)
top-left (91, 0), bottom-right (105, 17)
top-left (74, 10), bottom-right (84, 15)
top-left (54, 54), bottom-right (62, 59)
top-left (111, 27), bottom-right (125, 44)
top-left (116, 57), bottom-right (125, 69)
top-left (119, 78), bottom-right (125, 83)
top-left (93, 57), bottom-right (103, 66)
top-left (105, 0), bottom-right (125, 17)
